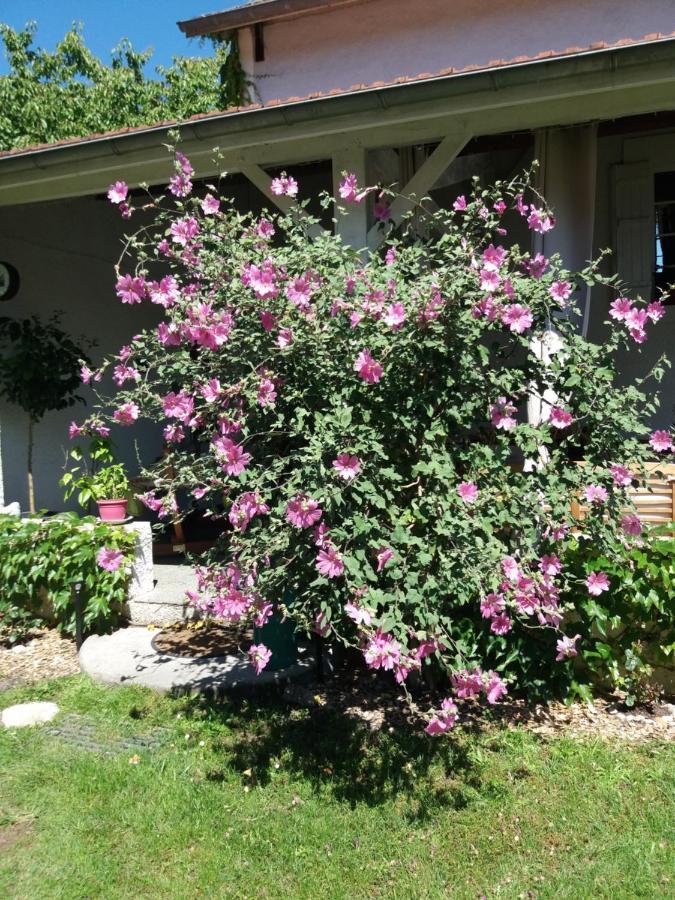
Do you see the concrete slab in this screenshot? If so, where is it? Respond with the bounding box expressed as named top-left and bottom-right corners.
top-left (124, 559), bottom-right (197, 626)
top-left (1, 701), bottom-right (59, 728)
top-left (79, 627), bottom-right (315, 696)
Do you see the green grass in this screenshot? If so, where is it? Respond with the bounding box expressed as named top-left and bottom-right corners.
top-left (0, 676), bottom-right (673, 899)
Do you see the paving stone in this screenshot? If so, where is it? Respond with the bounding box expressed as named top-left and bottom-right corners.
top-left (79, 626), bottom-right (315, 696)
top-left (1, 701), bottom-right (59, 728)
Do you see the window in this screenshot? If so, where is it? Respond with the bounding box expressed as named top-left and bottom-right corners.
top-left (655, 171), bottom-right (675, 296)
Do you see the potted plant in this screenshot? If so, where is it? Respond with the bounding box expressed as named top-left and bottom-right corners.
top-left (62, 438), bottom-right (131, 522)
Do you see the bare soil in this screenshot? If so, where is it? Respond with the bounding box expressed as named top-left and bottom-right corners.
top-left (152, 621), bottom-right (253, 658)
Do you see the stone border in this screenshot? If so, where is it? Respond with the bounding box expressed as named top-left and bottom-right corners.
top-left (79, 627), bottom-right (315, 695)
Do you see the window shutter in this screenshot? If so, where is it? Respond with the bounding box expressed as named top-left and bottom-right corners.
top-left (612, 161), bottom-right (653, 298)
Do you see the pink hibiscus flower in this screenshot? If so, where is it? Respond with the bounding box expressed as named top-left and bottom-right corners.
top-left (490, 613), bottom-right (512, 635)
top-left (248, 643), bottom-right (272, 675)
top-left (97, 547), bottom-right (124, 572)
top-left (270, 173), bottom-right (298, 197)
top-left (353, 349), bottom-right (383, 384)
top-left (650, 430), bottom-right (673, 453)
top-left (384, 302), bottom-right (406, 330)
top-left (345, 601), bottom-right (372, 626)
top-left (583, 484), bottom-right (608, 505)
top-left (480, 592), bottom-right (505, 618)
top-left (549, 280), bottom-right (573, 305)
top-left (501, 304), bottom-right (533, 334)
top-left (316, 546), bottom-right (345, 579)
top-left (376, 546), bottom-right (394, 572)
top-left (610, 464), bottom-right (633, 487)
top-left (201, 194), bottom-right (220, 215)
top-left (286, 494), bottom-right (322, 528)
top-left (113, 402), bottom-right (139, 425)
top-left (457, 481), bottom-right (478, 503)
top-left (490, 397), bottom-right (517, 431)
top-left (332, 454), bottom-right (361, 481)
top-left (621, 513), bottom-right (642, 536)
top-left (549, 407), bottom-right (573, 429)
top-left (586, 571), bottom-right (610, 596)
top-left (425, 698), bottom-right (458, 736)
top-left (107, 181), bottom-right (128, 204)
top-left (555, 633), bottom-right (580, 661)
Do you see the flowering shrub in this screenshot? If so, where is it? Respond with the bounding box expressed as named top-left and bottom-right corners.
top-left (77, 142), bottom-right (673, 731)
top-left (0, 513), bottom-right (135, 641)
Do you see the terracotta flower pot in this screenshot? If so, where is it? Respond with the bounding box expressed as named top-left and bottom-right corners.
top-left (97, 498), bottom-right (129, 522)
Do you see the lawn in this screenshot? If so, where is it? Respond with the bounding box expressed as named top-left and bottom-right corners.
top-left (0, 676), bottom-right (673, 899)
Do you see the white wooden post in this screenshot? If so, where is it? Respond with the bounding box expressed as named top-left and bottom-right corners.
top-left (332, 146), bottom-right (369, 249)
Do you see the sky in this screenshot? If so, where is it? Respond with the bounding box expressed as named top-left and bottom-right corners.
top-left (0, 0), bottom-right (241, 74)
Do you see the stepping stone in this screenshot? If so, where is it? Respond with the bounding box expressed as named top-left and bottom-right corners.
top-left (1, 701), bottom-right (59, 728)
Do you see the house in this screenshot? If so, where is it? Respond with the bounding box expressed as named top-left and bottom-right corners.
top-left (0, 0), bottom-right (674, 513)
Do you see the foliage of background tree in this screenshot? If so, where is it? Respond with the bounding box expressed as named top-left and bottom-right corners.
top-left (0, 22), bottom-right (248, 152)
top-left (0, 314), bottom-right (88, 512)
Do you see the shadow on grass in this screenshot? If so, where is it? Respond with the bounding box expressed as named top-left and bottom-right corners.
top-left (177, 678), bottom-right (484, 819)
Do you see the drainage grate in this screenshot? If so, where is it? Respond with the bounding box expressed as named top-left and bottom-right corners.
top-left (45, 714), bottom-right (170, 757)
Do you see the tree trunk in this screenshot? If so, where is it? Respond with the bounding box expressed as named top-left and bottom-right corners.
top-left (27, 417), bottom-right (35, 514)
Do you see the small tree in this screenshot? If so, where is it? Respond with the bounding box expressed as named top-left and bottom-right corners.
top-left (0, 314), bottom-right (88, 512)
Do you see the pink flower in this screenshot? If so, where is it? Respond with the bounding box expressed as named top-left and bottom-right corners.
top-left (480, 592), bottom-right (505, 618)
top-left (549, 407), bottom-right (573, 429)
top-left (364, 630), bottom-right (401, 671)
top-left (163, 423), bottom-right (184, 443)
top-left (376, 546), bottom-right (394, 572)
top-left (555, 633), bottom-right (580, 661)
top-left (650, 430), bottom-right (673, 453)
top-left (457, 481), bottom-right (478, 503)
top-left (345, 601), bottom-right (372, 626)
top-left (527, 207), bottom-right (555, 233)
top-left (271, 173), bottom-right (298, 197)
top-left (277, 328), bottom-right (293, 349)
top-left (502, 556), bottom-right (521, 582)
top-left (490, 613), bottom-right (512, 635)
top-left (482, 243), bottom-right (507, 271)
top-left (157, 322), bottom-right (182, 347)
top-left (353, 349), bottom-right (383, 384)
top-left (200, 378), bottom-right (222, 403)
top-left (621, 513), bottom-right (642, 536)
top-left (385, 247), bottom-right (397, 266)
top-left (539, 554), bottom-right (562, 577)
top-left (175, 151), bottom-right (194, 176)
top-left (113, 402), bottom-right (139, 425)
top-left (501, 303), bottom-right (533, 334)
top-left (425, 698), bottom-right (458, 736)
top-left (286, 494), bottom-right (322, 528)
top-left (626, 307), bottom-right (648, 343)
top-left (485, 671), bottom-right (508, 704)
top-left (452, 195), bottom-right (467, 211)
top-left (253, 602), bottom-right (274, 628)
top-left (229, 492), bottom-right (269, 532)
top-left (526, 253), bottom-right (549, 278)
top-left (316, 545), bottom-right (344, 578)
top-left (148, 276), bottom-right (180, 308)
top-left (646, 300), bottom-right (665, 323)
top-left (257, 377), bottom-right (277, 407)
top-left (549, 281), bottom-right (572, 307)
top-left (452, 667), bottom-right (485, 699)
top-left (97, 547), bottom-right (124, 572)
top-left (610, 464), bottom-right (633, 487)
top-left (586, 571), bottom-right (610, 596)
top-left (332, 453), bottom-right (361, 481)
top-left (339, 173), bottom-right (359, 202)
top-left (609, 297), bottom-right (633, 321)
top-left (68, 421), bottom-right (83, 440)
top-left (162, 390), bottom-right (195, 424)
top-left (248, 643), bottom-right (272, 675)
top-left (260, 310), bottom-right (278, 332)
top-left (115, 274), bottom-right (146, 304)
top-left (583, 484), bottom-right (608, 505)
top-left (479, 268), bottom-right (501, 293)
top-left (255, 218), bottom-right (275, 239)
top-left (490, 397), bottom-right (517, 431)
top-left (373, 200), bottom-right (391, 221)
top-left (384, 302), bottom-right (406, 330)
top-left (212, 436), bottom-right (252, 476)
top-left (113, 365), bottom-right (140, 387)
top-left (107, 181), bottom-right (128, 204)
top-left (170, 217), bottom-right (200, 245)
top-left (201, 194), bottom-right (220, 215)
top-left (169, 172), bottom-right (192, 197)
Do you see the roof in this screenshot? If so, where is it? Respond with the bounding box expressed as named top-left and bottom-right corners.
top-left (178, 0), bottom-right (364, 37)
top-left (1, 29), bottom-right (675, 162)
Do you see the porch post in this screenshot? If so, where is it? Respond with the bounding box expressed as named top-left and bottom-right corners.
top-left (527, 125), bottom-right (598, 437)
top-left (332, 146), bottom-right (368, 249)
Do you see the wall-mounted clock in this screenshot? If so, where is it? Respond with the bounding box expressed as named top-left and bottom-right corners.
top-left (0, 262), bottom-right (19, 301)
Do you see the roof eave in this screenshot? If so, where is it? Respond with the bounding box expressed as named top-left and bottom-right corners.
top-left (177, 0), bottom-right (362, 37)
